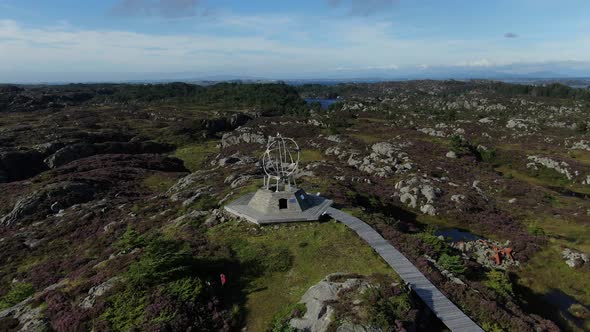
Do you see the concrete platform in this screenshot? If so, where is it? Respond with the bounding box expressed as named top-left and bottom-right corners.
top-left (224, 191), bottom-right (333, 224)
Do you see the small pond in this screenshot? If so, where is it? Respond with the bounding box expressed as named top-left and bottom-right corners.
top-left (304, 98), bottom-right (339, 110)
top-left (435, 228), bottom-right (482, 242)
top-left (542, 289), bottom-right (589, 329)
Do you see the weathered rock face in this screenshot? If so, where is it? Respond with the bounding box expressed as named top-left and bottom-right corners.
top-left (45, 143), bottom-right (96, 169)
top-left (0, 280), bottom-right (70, 332)
top-left (394, 176), bottom-right (441, 215)
top-left (562, 248), bottom-right (589, 268)
top-left (0, 301), bottom-right (48, 332)
top-left (569, 140), bottom-right (590, 151)
top-left (202, 113), bottom-right (252, 136)
top-left (446, 151), bottom-right (457, 159)
top-left (167, 170), bottom-right (216, 205)
top-left (215, 153), bottom-right (258, 167)
top-left (0, 181), bottom-right (95, 226)
top-left (79, 277), bottom-right (122, 309)
top-left (44, 141), bottom-right (174, 168)
top-left (506, 119), bottom-right (529, 129)
top-left (527, 155), bottom-right (573, 180)
top-left (0, 150), bottom-right (48, 183)
top-left (326, 141), bottom-right (413, 178)
top-left (289, 273), bottom-right (370, 332)
top-left (221, 127), bottom-right (266, 148)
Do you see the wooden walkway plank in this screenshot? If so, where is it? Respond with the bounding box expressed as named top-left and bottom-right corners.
top-left (327, 207), bottom-right (483, 332)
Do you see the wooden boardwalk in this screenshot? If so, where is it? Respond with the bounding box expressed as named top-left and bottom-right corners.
top-left (327, 207), bottom-right (483, 332)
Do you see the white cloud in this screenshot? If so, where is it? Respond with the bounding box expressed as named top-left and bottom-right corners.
top-left (1, 16), bottom-right (590, 81)
top-left (457, 59), bottom-right (494, 67)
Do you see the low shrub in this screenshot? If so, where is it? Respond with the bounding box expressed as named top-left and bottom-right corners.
top-left (115, 226), bottom-right (145, 252)
top-left (162, 277), bottom-right (204, 302)
top-left (0, 282), bottom-right (34, 310)
top-left (102, 290), bottom-right (148, 332)
top-left (527, 222), bottom-right (546, 236)
top-left (364, 286), bottom-right (413, 329)
top-left (414, 232), bottom-right (448, 256)
top-left (437, 253), bottom-right (466, 276)
top-left (484, 270), bottom-right (514, 299)
top-left (127, 238), bottom-right (192, 288)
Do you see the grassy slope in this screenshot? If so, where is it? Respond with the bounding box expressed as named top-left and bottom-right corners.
top-left (208, 220), bottom-right (395, 331)
top-left (172, 140), bottom-right (220, 172)
top-left (488, 146), bottom-right (590, 330)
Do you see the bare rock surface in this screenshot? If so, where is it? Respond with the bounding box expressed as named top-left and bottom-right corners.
top-left (289, 273), bottom-right (370, 332)
top-left (562, 248), bottom-right (589, 268)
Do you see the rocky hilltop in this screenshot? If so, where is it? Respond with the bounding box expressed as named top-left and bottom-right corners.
top-left (0, 81), bottom-right (589, 331)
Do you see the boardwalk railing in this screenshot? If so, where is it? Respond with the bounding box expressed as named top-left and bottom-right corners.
top-left (327, 207), bottom-right (483, 332)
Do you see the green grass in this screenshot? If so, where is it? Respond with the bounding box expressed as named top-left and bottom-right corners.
top-left (516, 214), bottom-right (590, 330)
top-left (567, 150), bottom-right (590, 166)
top-left (495, 165), bottom-right (590, 196)
top-left (207, 220), bottom-right (396, 331)
top-left (298, 177), bottom-right (335, 196)
top-left (518, 245), bottom-right (590, 304)
top-left (142, 174), bottom-right (179, 193)
top-left (172, 141), bottom-right (219, 172)
top-left (0, 282), bottom-right (35, 311)
top-left (516, 245), bottom-right (590, 329)
top-left (299, 149), bottom-right (324, 163)
top-left (350, 133), bottom-right (383, 144)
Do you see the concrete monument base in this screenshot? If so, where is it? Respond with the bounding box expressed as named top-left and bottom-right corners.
top-left (224, 187), bottom-right (333, 224)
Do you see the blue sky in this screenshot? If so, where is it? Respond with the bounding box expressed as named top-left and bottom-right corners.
top-left (1, 0), bottom-right (590, 82)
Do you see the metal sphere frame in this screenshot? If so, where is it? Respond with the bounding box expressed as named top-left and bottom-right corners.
top-left (262, 133), bottom-right (300, 192)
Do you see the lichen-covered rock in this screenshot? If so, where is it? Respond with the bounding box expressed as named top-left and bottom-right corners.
top-left (44, 141), bottom-right (174, 168)
top-left (0, 181), bottom-right (95, 226)
top-left (527, 155), bottom-right (573, 180)
top-left (569, 140), bottom-right (590, 151)
top-left (167, 170), bottom-right (216, 204)
top-left (0, 279), bottom-right (68, 332)
top-left (418, 128), bottom-right (446, 137)
top-left (506, 119), bottom-right (528, 129)
top-left (562, 248), bottom-right (589, 268)
top-left (394, 176), bottom-right (441, 215)
top-left (289, 273), bottom-right (370, 332)
top-left (446, 151), bottom-right (457, 159)
top-left (327, 141), bottom-right (412, 178)
top-left (451, 194), bottom-right (465, 203)
top-left (79, 277), bottom-right (122, 309)
top-left (220, 127), bottom-right (266, 148)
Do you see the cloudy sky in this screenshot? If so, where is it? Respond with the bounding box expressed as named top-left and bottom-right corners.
top-left (1, 0), bottom-right (590, 82)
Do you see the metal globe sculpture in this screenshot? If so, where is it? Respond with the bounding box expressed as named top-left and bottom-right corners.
top-left (262, 133), bottom-right (300, 192)
top-left (224, 132), bottom-right (333, 224)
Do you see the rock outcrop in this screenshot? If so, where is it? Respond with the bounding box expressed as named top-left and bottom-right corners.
top-left (221, 127), bottom-right (266, 148)
top-left (526, 155), bottom-right (573, 180)
top-left (289, 273), bottom-right (370, 332)
top-left (562, 248), bottom-right (589, 268)
top-left (79, 277), bottom-right (122, 309)
top-left (0, 181), bottom-right (95, 226)
top-left (326, 141), bottom-right (413, 178)
top-left (44, 141), bottom-right (174, 168)
top-left (394, 176), bottom-right (441, 215)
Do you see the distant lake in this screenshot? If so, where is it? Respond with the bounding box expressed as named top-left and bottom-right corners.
top-left (304, 98), bottom-right (339, 110)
